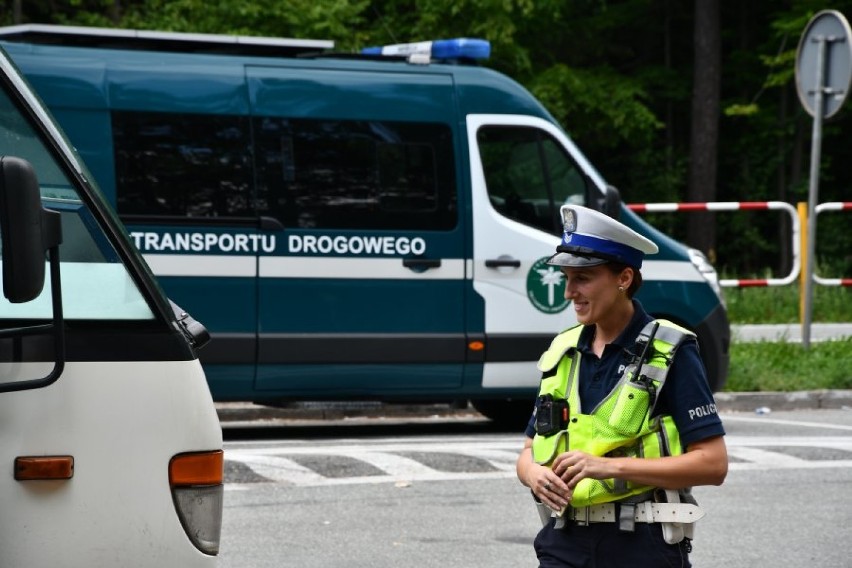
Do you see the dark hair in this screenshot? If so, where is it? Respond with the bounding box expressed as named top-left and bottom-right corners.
top-left (606, 263), bottom-right (643, 298)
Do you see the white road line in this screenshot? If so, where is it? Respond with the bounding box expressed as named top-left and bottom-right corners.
top-left (723, 436), bottom-right (852, 449)
top-left (455, 448), bottom-right (521, 472)
top-left (224, 436), bottom-right (852, 488)
top-left (723, 415), bottom-right (852, 432)
top-left (727, 447), bottom-right (809, 467)
top-left (730, 460), bottom-right (852, 471)
top-left (346, 451), bottom-right (442, 478)
top-left (231, 454), bottom-right (327, 485)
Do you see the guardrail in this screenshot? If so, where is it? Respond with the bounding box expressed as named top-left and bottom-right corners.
top-left (813, 202), bottom-right (852, 286)
top-left (627, 201), bottom-right (801, 287)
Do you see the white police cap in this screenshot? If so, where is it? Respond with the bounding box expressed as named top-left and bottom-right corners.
top-left (546, 205), bottom-right (658, 269)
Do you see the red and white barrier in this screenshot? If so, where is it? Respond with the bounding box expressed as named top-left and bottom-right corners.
top-left (814, 202), bottom-right (852, 286)
top-left (627, 201), bottom-right (801, 287)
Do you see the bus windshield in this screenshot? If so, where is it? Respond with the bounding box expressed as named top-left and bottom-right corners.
top-left (0, 82), bottom-right (154, 321)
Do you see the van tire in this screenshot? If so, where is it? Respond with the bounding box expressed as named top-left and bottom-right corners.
top-left (471, 399), bottom-right (532, 428)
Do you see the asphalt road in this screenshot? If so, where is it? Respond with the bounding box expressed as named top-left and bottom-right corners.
top-left (219, 408), bottom-right (852, 568)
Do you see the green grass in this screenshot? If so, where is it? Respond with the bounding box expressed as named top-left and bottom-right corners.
top-left (721, 285), bottom-right (850, 392)
top-left (723, 285), bottom-right (851, 324)
top-left (725, 337), bottom-right (852, 392)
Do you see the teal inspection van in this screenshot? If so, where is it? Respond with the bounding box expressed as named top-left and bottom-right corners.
top-left (0, 24), bottom-right (730, 421)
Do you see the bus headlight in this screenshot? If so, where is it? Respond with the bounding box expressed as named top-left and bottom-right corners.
top-left (169, 450), bottom-right (224, 555)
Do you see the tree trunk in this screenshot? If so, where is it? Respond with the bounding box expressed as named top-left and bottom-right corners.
top-left (687, 0), bottom-right (721, 258)
top-left (111, 1), bottom-right (123, 24)
top-left (664, 0), bottom-right (674, 175)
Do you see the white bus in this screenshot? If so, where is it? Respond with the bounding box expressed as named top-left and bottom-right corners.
top-left (0, 44), bottom-right (223, 566)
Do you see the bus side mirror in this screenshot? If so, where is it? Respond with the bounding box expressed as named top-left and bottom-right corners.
top-left (0, 155), bottom-right (66, 393)
top-left (0, 156), bottom-right (62, 303)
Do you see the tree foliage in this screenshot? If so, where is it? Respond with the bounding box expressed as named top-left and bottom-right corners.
top-left (1, 0), bottom-right (850, 277)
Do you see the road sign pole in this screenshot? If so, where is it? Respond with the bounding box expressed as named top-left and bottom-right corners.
top-left (795, 10), bottom-right (852, 348)
top-left (802, 36), bottom-right (827, 349)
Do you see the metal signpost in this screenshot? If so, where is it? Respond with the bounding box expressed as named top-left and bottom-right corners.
top-left (794, 9), bottom-right (852, 348)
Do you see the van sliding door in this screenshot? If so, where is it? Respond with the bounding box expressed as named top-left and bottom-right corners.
top-left (247, 65), bottom-right (466, 395)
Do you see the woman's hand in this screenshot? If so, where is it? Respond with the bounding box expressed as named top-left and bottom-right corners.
top-left (550, 436), bottom-right (728, 491)
top-left (529, 462), bottom-right (573, 512)
top-left (552, 451), bottom-right (612, 489)
top-left (517, 439), bottom-right (572, 511)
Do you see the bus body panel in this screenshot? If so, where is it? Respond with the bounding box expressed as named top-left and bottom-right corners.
top-left (0, 361), bottom-right (220, 567)
top-left (0, 40), bottom-right (223, 565)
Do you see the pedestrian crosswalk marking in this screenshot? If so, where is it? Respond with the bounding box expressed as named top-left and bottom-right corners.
top-left (224, 436), bottom-right (852, 488)
top-left (232, 454), bottom-right (327, 485)
top-left (225, 439), bottom-right (521, 488)
top-left (727, 447), bottom-right (810, 467)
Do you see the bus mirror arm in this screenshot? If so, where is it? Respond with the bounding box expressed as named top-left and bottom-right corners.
top-left (0, 156), bottom-right (66, 393)
top-left (169, 300), bottom-right (211, 350)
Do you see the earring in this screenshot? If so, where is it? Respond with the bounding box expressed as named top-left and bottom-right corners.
top-left (618, 286), bottom-right (625, 293)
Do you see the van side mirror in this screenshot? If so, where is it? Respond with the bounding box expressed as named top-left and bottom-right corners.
top-left (602, 185), bottom-right (622, 220)
top-left (0, 156), bottom-right (62, 302)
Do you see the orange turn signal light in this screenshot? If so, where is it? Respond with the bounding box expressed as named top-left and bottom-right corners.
top-left (468, 340), bottom-right (485, 351)
top-left (15, 456), bottom-right (74, 481)
top-left (169, 450), bottom-right (224, 486)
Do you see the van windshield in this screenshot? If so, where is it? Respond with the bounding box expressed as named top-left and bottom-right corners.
top-left (0, 84), bottom-right (154, 321)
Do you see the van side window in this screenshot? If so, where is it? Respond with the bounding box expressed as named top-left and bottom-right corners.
top-left (477, 126), bottom-right (587, 234)
top-left (112, 111), bottom-right (253, 217)
top-left (254, 118), bottom-right (457, 230)
top-left (0, 91), bottom-right (154, 321)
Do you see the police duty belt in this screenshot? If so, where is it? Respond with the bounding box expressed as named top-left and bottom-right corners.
top-left (561, 502), bottom-right (704, 524)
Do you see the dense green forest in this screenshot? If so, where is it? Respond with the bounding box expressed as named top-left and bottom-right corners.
top-left (2, 0), bottom-right (850, 280)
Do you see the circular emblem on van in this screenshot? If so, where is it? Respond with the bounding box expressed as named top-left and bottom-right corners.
top-left (527, 257), bottom-right (569, 314)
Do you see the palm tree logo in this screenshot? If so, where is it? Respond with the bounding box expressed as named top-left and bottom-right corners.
top-left (526, 257), bottom-right (569, 314)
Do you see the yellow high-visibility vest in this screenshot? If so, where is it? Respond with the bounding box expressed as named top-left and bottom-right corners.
top-left (531, 319), bottom-right (693, 509)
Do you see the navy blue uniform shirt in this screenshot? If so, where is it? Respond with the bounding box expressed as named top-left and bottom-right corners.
top-left (524, 300), bottom-right (724, 450)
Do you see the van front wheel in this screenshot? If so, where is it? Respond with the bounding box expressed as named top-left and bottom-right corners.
top-left (471, 399), bottom-right (532, 429)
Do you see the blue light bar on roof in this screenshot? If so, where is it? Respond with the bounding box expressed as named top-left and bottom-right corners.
top-left (361, 38), bottom-right (491, 60)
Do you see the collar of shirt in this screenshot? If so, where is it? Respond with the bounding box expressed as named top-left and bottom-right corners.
top-left (576, 299), bottom-right (654, 355)
top-left (574, 300), bottom-right (655, 411)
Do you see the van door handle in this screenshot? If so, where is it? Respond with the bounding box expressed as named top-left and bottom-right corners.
top-left (403, 258), bottom-right (442, 271)
top-left (485, 258), bottom-right (521, 268)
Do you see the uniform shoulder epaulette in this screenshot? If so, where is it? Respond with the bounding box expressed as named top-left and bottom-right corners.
top-left (648, 319), bottom-right (695, 348)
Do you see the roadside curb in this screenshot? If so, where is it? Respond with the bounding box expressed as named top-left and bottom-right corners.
top-left (731, 323), bottom-right (852, 343)
top-left (216, 390), bottom-right (852, 424)
top-left (216, 401), bottom-right (482, 424)
top-left (713, 389), bottom-right (852, 412)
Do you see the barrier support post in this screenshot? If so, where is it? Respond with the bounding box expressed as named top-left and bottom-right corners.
top-left (798, 202), bottom-right (808, 324)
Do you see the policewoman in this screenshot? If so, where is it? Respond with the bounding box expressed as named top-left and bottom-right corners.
top-left (516, 205), bottom-right (728, 567)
